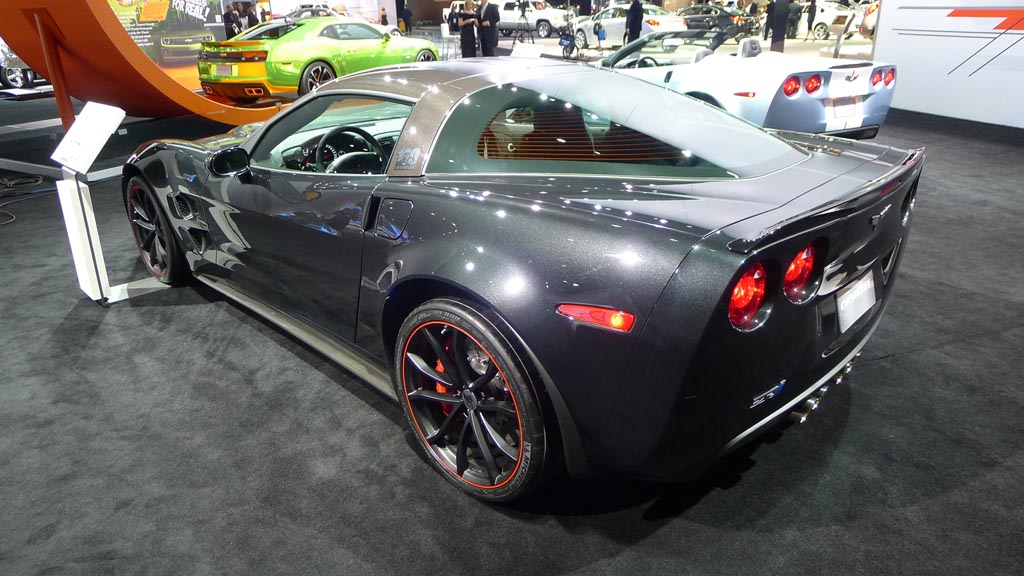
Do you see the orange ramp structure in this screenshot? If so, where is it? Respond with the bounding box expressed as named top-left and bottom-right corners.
top-left (0, 0), bottom-right (280, 130)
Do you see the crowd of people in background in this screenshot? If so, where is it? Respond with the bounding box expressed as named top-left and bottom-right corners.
top-left (223, 3), bottom-right (270, 39)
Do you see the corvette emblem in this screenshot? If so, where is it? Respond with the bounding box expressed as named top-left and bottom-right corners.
top-left (845, 70), bottom-right (860, 82)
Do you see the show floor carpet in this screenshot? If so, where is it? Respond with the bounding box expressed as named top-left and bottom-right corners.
top-left (1, 111), bottom-right (1022, 575)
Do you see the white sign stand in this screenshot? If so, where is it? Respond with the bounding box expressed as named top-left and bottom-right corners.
top-left (51, 101), bottom-right (167, 304)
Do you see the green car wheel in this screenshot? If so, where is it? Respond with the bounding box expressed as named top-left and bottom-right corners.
top-left (298, 61), bottom-right (336, 96)
top-left (416, 50), bottom-right (436, 62)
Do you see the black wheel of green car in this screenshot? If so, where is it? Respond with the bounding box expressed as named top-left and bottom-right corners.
top-left (537, 21), bottom-right (552, 38)
top-left (298, 61), bottom-right (335, 96)
top-left (415, 49), bottom-right (436, 62)
top-left (126, 177), bottom-right (188, 285)
top-left (395, 299), bottom-right (547, 502)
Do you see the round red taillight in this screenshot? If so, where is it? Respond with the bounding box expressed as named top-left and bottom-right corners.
top-left (871, 70), bottom-right (882, 86)
top-left (729, 262), bottom-right (768, 329)
top-left (884, 68), bottom-right (896, 86)
top-left (783, 76), bottom-right (801, 97)
top-left (784, 244), bottom-right (817, 303)
top-left (805, 74), bottom-right (822, 94)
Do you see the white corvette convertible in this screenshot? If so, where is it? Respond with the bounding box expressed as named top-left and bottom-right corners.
top-left (597, 30), bottom-right (896, 138)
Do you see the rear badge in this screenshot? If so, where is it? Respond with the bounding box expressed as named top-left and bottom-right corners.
top-left (750, 380), bottom-right (786, 409)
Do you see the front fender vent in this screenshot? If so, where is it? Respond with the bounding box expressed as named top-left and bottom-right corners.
top-left (173, 194), bottom-right (193, 220)
top-left (188, 229), bottom-right (207, 254)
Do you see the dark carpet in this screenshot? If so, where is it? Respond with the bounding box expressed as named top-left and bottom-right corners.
top-left (1, 110), bottom-right (1022, 575)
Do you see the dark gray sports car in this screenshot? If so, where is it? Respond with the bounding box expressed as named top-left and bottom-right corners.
top-left (123, 58), bottom-right (924, 502)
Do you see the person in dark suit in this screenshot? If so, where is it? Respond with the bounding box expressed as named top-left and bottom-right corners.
top-left (403, 5), bottom-right (414, 34)
top-left (458, 0), bottom-right (479, 58)
top-left (625, 0), bottom-right (643, 43)
top-left (380, 7), bottom-right (389, 26)
top-left (478, 0), bottom-right (500, 56)
top-left (246, 5), bottom-right (259, 28)
top-left (223, 5), bottom-right (241, 39)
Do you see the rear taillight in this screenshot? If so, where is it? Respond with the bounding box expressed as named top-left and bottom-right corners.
top-left (782, 76), bottom-right (801, 97)
top-left (805, 74), bottom-right (822, 94)
top-left (731, 16), bottom-right (740, 23)
top-left (557, 304), bottom-right (636, 332)
top-left (646, 19), bottom-right (661, 26)
top-left (240, 50), bottom-right (269, 61)
top-left (871, 69), bottom-right (882, 86)
top-left (784, 244), bottom-right (817, 303)
top-left (884, 68), bottom-right (895, 86)
top-left (729, 262), bottom-right (768, 330)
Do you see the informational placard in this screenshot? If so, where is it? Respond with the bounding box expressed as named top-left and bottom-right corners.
top-left (51, 101), bottom-right (126, 175)
top-left (873, 0), bottom-right (1024, 128)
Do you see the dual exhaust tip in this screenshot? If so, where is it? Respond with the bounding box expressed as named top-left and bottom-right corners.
top-left (788, 354), bottom-right (859, 424)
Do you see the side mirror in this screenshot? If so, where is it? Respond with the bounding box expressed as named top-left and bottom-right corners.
top-left (208, 147), bottom-right (250, 177)
top-left (600, 58), bottom-right (610, 67)
top-left (382, 32), bottom-right (392, 42)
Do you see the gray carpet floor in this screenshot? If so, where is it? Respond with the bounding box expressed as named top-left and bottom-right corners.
top-left (1, 110), bottom-right (1022, 575)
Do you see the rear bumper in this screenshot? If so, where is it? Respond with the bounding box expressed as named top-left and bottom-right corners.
top-left (201, 81), bottom-right (275, 100)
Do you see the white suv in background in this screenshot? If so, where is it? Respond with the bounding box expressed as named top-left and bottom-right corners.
top-left (498, 1), bottom-right (568, 38)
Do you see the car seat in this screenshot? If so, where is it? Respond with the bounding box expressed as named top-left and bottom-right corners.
top-left (517, 100), bottom-right (594, 160)
top-left (738, 37), bottom-right (761, 57)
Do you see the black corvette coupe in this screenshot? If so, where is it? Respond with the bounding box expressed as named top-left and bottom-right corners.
top-left (123, 59), bottom-right (923, 501)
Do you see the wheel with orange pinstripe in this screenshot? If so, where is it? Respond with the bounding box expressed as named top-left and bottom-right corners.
top-left (394, 299), bottom-right (548, 502)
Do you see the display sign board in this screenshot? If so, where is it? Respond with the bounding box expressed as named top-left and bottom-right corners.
top-left (873, 0), bottom-right (1024, 128)
top-left (51, 102), bottom-right (127, 175)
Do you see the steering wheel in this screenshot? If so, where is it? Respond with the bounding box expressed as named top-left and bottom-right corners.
top-left (315, 126), bottom-right (386, 174)
top-left (637, 56), bottom-right (659, 68)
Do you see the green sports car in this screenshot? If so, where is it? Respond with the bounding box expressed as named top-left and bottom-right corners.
top-left (198, 17), bottom-right (439, 103)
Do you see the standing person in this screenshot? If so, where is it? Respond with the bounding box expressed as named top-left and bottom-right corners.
top-left (223, 5), bottom-right (241, 39)
top-left (478, 0), bottom-right (500, 57)
top-left (403, 5), bottom-right (414, 34)
top-left (380, 6), bottom-right (389, 25)
top-left (625, 0), bottom-right (643, 44)
top-left (458, 0), bottom-right (479, 58)
top-left (762, 0), bottom-right (773, 40)
top-left (803, 0), bottom-right (817, 40)
top-left (246, 5), bottom-right (259, 29)
top-left (261, 7), bottom-right (269, 22)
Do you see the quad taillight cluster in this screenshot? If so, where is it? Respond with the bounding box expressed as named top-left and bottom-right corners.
top-left (728, 242), bottom-right (820, 331)
top-left (871, 68), bottom-right (896, 88)
top-left (782, 74), bottom-right (823, 97)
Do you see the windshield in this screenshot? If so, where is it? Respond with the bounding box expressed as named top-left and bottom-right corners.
top-left (428, 69), bottom-right (805, 180)
top-left (608, 31), bottom-right (725, 68)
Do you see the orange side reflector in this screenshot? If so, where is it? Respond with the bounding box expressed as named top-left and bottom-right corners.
top-left (557, 304), bottom-right (636, 333)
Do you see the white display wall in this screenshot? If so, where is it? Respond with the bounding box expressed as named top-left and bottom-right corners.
top-left (873, 0), bottom-right (1024, 128)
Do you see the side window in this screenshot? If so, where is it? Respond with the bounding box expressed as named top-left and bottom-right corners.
top-left (336, 23), bottom-right (381, 40)
top-left (503, 2), bottom-right (515, 10)
top-left (250, 95), bottom-right (414, 174)
top-left (320, 25), bottom-right (340, 39)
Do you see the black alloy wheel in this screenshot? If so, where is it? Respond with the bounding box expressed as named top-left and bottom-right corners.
top-left (126, 177), bottom-right (187, 285)
top-left (395, 299), bottom-right (547, 502)
top-left (415, 49), bottom-right (436, 62)
top-left (298, 61), bottom-right (335, 96)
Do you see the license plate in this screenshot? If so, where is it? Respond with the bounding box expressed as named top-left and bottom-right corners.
top-left (833, 97), bottom-right (856, 118)
top-left (215, 64), bottom-right (234, 76)
top-left (836, 271), bottom-right (876, 333)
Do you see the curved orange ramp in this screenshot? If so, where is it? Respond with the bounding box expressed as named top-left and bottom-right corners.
top-left (0, 0), bottom-right (279, 126)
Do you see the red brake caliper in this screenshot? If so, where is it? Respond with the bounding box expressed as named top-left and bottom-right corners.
top-left (435, 352), bottom-right (453, 417)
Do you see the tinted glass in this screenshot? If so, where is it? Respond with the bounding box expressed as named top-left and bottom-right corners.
top-left (427, 70), bottom-right (805, 179)
top-left (238, 23), bottom-right (299, 40)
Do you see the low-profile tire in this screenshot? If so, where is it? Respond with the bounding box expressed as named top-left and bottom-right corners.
top-left (574, 29), bottom-right (588, 49)
top-left (297, 61), bottom-right (335, 96)
top-left (394, 299), bottom-right (548, 502)
top-left (125, 177), bottom-right (188, 286)
top-left (537, 21), bottom-right (552, 38)
top-left (415, 49), bottom-right (436, 62)
top-left (814, 22), bottom-right (829, 40)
